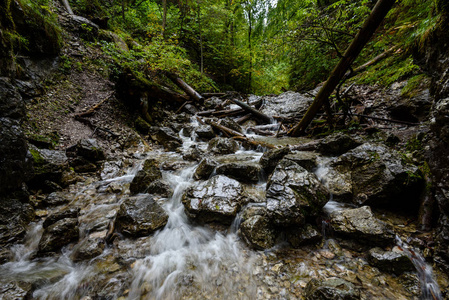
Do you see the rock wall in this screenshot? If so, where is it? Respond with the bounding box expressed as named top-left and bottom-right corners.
top-left (413, 3), bottom-right (449, 270)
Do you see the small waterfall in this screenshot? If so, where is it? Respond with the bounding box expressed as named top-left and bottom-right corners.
top-left (396, 236), bottom-right (442, 300)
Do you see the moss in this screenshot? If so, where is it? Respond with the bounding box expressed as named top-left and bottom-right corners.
top-left (401, 74), bottom-right (430, 98)
top-left (29, 148), bottom-right (45, 165)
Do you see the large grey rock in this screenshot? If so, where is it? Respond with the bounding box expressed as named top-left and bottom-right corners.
top-left (259, 147), bottom-right (290, 175)
top-left (215, 162), bottom-right (261, 183)
top-left (38, 218), bottom-right (79, 254)
top-left (239, 206), bottom-right (276, 250)
top-left (195, 125), bottom-right (215, 140)
top-left (43, 207), bottom-right (80, 228)
top-left (304, 277), bottom-right (360, 300)
top-left (28, 145), bottom-right (69, 189)
top-left (368, 247), bottom-right (415, 275)
top-left (182, 175), bottom-right (248, 224)
top-left (208, 137), bottom-right (239, 155)
top-left (129, 158), bottom-right (162, 195)
top-left (116, 194), bottom-right (168, 236)
top-left (154, 127), bottom-right (182, 151)
top-left (146, 179), bottom-right (173, 198)
top-left (335, 143), bottom-right (423, 208)
top-left (261, 91), bottom-right (313, 120)
top-left (194, 157), bottom-right (219, 180)
top-left (329, 206), bottom-right (395, 246)
top-left (284, 151), bottom-right (318, 172)
top-left (317, 133), bottom-right (362, 155)
top-left (266, 159), bottom-right (329, 226)
top-left (76, 138), bottom-right (105, 161)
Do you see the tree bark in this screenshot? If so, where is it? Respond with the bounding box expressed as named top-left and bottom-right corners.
top-left (288, 0), bottom-right (397, 136)
top-left (162, 0), bottom-right (167, 36)
top-left (230, 99), bottom-right (272, 123)
top-left (166, 73), bottom-right (204, 103)
top-left (61, 0), bottom-right (74, 15)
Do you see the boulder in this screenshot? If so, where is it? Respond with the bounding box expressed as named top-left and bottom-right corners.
top-left (146, 179), bottom-right (174, 198)
top-left (368, 247), bottom-right (415, 275)
top-left (42, 192), bottom-right (70, 207)
top-left (194, 157), bottom-right (219, 180)
top-left (28, 145), bottom-right (69, 189)
top-left (71, 235), bottom-right (106, 261)
top-left (76, 138), bottom-right (105, 161)
top-left (182, 146), bottom-right (203, 161)
top-left (261, 91), bottom-right (313, 120)
top-left (329, 206), bottom-right (395, 246)
top-left (100, 160), bottom-right (123, 180)
top-left (284, 151), bottom-right (318, 172)
top-left (215, 162), bottom-right (261, 183)
top-left (317, 133), bottom-right (362, 155)
top-left (239, 206), bottom-right (276, 250)
top-left (116, 194), bottom-right (168, 236)
top-left (182, 175), bottom-right (248, 224)
top-left (129, 159), bottom-right (162, 195)
top-left (335, 143), bottom-right (424, 209)
top-left (266, 159), bottom-right (329, 226)
top-left (38, 218), bottom-right (79, 254)
top-left (154, 127), bottom-right (182, 151)
top-left (208, 137), bottom-right (239, 155)
top-left (304, 277), bottom-right (360, 300)
top-left (259, 147), bottom-right (290, 175)
top-left (43, 207), bottom-right (80, 228)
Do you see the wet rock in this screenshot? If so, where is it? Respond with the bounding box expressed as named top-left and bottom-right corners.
top-left (116, 194), bottom-right (168, 236)
top-left (208, 137), bottom-right (239, 155)
top-left (239, 206), bottom-right (276, 250)
top-left (317, 133), bottom-right (362, 155)
top-left (42, 192), bottom-right (70, 207)
top-left (154, 127), bottom-right (182, 151)
top-left (182, 175), bottom-right (248, 224)
top-left (43, 207), bottom-right (80, 228)
top-left (335, 143), bottom-right (424, 209)
top-left (287, 224), bottom-right (322, 248)
top-left (76, 138), bottom-right (105, 161)
top-left (266, 159), bottom-right (329, 226)
top-left (182, 146), bottom-right (203, 161)
top-left (70, 157), bottom-right (98, 173)
top-left (194, 157), bottom-right (219, 180)
top-left (195, 125), bottom-right (215, 140)
top-left (215, 162), bottom-right (261, 183)
top-left (368, 247), bottom-right (415, 275)
top-left (0, 196), bottom-right (34, 262)
top-left (28, 145), bottom-right (69, 189)
top-left (147, 179), bottom-right (174, 198)
top-left (390, 89), bottom-right (432, 122)
top-left (129, 158), bottom-right (162, 195)
top-left (101, 160), bottom-right (123, 180)
top-left (71, 236), bottom-right (106, 261)
top-left (284, 151), bottom-right (318, 172)
top-left (259, 147), bottom-right (290, 175)
top-left (318, 162), bottom-right (353, 202)
top-left (38, 218), bottom-right (79, 254)
top-left (261, 91), bottom-right (313, 120)
top-left (0, 282), bottom-right (32, 299)
top-left (304, 277), bottom-right (360, 300)
top-left (329, 206), bottom-right (395, 246)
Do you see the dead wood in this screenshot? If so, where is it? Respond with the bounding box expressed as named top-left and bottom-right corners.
top-left (230, 99), bottom-right (272, 123)
top-left (288, 0), bottom-right (396, 136)
top-left (166, 72), bottom-right (204, 103)
top-left (74, 92), bottom-right (114, 119)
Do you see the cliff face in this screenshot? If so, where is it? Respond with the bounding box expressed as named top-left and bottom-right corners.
top-left (414, 3), bottom-right (449, 270)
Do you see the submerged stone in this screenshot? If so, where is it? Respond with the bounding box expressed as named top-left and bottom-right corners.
top-left (304, 277), bottom-right (360, 300)
top-left (368, 247), bottom-right (415, 275)
top-left (287, 224), bottom-right (322, 248)
top-left (182, 175), bottom-right (248, 224)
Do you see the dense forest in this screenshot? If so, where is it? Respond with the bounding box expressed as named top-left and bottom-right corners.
top-left (1, 0), bottom-right (440, 94)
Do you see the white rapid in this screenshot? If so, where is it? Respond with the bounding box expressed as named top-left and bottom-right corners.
top-left (127, 165), bottom-right (257, 299)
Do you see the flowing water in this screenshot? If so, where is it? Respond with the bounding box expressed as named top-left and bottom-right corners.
top-left (0, 117), bottom-right (446, 299)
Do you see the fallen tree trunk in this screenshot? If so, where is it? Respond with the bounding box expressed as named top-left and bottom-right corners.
top-left (202, 93), bottom-right (226, 98)
top-left (288, 0), bottom-right (397, 136)
top-left (74, 92), bottom-right (114, 118)
top-left (230, 99), bottom-right (272, 123)
top-left (349, 45), bottom-right (398, 77)
top-left (166, 72), bottom-right (204, 103)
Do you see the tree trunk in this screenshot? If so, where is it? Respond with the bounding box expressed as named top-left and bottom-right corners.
top-left (166, 73), bottom-right (204, 103)
top-left (162, 0), bottom-right (167, 36)
top-left (61, 0), bottom-right (74, 15)
top-left (230, 99), bottom-right (272, 123)
top-left (288, 0), bottom-right (396, 136)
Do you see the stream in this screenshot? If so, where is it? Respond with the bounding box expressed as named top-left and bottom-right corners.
top-left (0, 115), bottom-right (445, 299)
